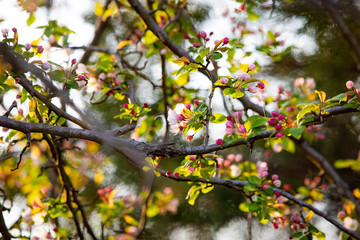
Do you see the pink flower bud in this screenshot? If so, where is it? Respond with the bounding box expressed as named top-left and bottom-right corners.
top-left (284, 184), bottom-right (291, 191)
top-left (78, 75), bottom-right (86, 80)
top-left (239, 124), bottom-right (246, 133)
top-left (275, 124), bottom-right (282, 131)
top-left (272, 222), bottom-right (279, 229)
top-left (239, 73), bottom-right (251, 81)
top-left (216, 139), bottom-right (223, 145)
top-left (234, 111), bottom-right (242, 119)
top-left (189, 155), bottom-right (196, 161)
top-left (281, 216), bottom-right (287, 222)
top-left (12, 27), bottom-right (17, 33)
top-left (123, 104), bottom-right (128, 109)
top-left (273, 180), bottom-right (281, 187)
top-left (271, 111), bottom-right (278, 117)
top-left (71, 58), bottom-right (77, 64)
top-left (198, 30), bottom-right (207, 38)
top-left (268, 117), bottom-right (278, 126)
top-left (248, 86), bottom-right (257, 93)
top-left (99, 73), bottom-right (106, 81)
top-left (25, 43), bottom-right (31, 51)
top-left (275, 132), bottom-right (284, 138)
top-left (194, 99), bottom-right (199, 105)
top-left (278, 114), bottom-right (285, 121)
top-left (220, 77), bottom-right (229, 84)
top-left (257, 82), bottom-right (265, 89)
top-left (186, 135), bottom-right (193, 141)
top-left (184, 34), bottom-right (190, 39)
top-left (261, 171), bottom-right (268, 177)
top-left (226, 115), bottom-right (232, 120)
top-left (174, 172), bottom-right (180, 178)
top-left (177, 114), bottom-right (184, 121)
top-left (337, 211), bottom-right (346, 218)
top-left (346, 80), bottom-right (354, 90)
top-left (226, 128), bottom-right (234, 135)
top-left (263, 185), bottom-right (270, 190)
top-left (248, 63), bottom-right (256, 71)
top-left (143, 103), bottom-right (149, 108)
top-left (225, 120), bottom-right (233, 128)
top-left (272, 174), bottom-right (279, 180)
top-left (37, 46), bottom-right (44, 54)
top-left (18, 108), bottom-right (23, 115)
top-left (97, 189), bottom-right (105, 195)
top-left (188, 167), bottom-right (195, 173)
top-left (193, 42), bottom-right (200, 48)
top-left (223, 37), bottom-right (229, 44)
top-left (240, 3), bottom-right (246, 11)
top-left (185, 103), bottom-right (191, 109)
top-left (166, 171), bottom-right (171, 177)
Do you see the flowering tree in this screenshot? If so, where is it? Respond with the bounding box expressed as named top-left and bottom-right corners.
top-left (0, 0), bottom-right (359, 239)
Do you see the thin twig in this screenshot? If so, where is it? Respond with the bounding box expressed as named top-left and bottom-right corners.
top-left (11, 132), bottom-right (31, 171)
top-left (160, 54), bottom-right (170, 142)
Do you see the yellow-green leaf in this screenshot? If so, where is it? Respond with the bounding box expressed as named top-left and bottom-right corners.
top-left (296, 104), bottom-right (318, 125)
top-left (28, 98), bottom-right (37, 118)
top-left (176, 72), bottom-right (189, 86)
top-left (117, 40), bottom-right (132, 50)
top-left (304, 211), bottom-right (314, 222)
top-left (124, 215), bottom-right (139, 226)
top-left (94, 1), bottom-right (104, 16)
top-left (315, 90), bottom-right (326, 103)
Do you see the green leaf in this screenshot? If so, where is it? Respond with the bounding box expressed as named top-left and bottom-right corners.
top-left (291, 232), bottom-right (304, 238)
top-left (187, 185), bottom-right (201, 205)
top-left (223, 87), bottom-right (235, 95)
top-left (26, 13), bottom-right (36, 26)
top-left (249, 175), bottom-right (261, 185)
top-left (211, 52), bottom-right (222, 60)
top-left (49, 70), bottom-right (65, 82)
top-left (308, 223), bottom-right (326, 240)
top-left (343, 102), bottom-right (358, 109)
top-left (199, 48), bottom-right (209, 58)
top-left (297, 104), bottom-right (318, 124)
top-left (244, 184), bottom-right (257, 192)
top-left (282, 137), bottom-right (295, 153)
top-left (230, 90), bottom-right (244, 99)
top-left (328, 93), bottom-right (347, 102)
top-left (209, 113), bottom-right (227, 123)
top-left (289, 126), bottom-right (306, 140)
top-left (66, 81), bottom-right (79, 89)
top-left (249, 203), bottom-right (261, 212)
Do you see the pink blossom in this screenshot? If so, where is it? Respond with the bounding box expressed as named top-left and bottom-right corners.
top-left (188, 167), bottom-right (195, 173)
top-left (257, 82), bottom-right (265, 89)
top-left (346, 80), bottom-right (354, 90)
top-left (305, 77), bottom-right (316, 89)
top-left (216, 139), bottom-right (223, 145)
top-left (71, 58), bottom-right (77, 64)
top-left (37, 46), bottom-right (44, 54)
top-left (230, 165), bottom-right (241, 177)
top-left (294, 77), bottom-right (304, 88)
top-left (263, 185), bottom-right (269, 190)
top-left (337, 211), bottom-right (346, 219)
top-left (185, 103), bottom-right (191, 109)
top-left (225, 120), bottom-right (233, 128)
top-left (226, 128), bottom-right (234, 135)
top-left (239, 73), bottom-right (251, 81)
top-left (177, 114), bottom-right (184, 121)
top-left (272, 174), bottom-right (279, 180)
top-left (268, 117), bottom-right (278, 126)
top-left (238, 124), bottom-right (246, 133)
top-left (275, 132), bottom-right (284, 138)
top-left (220, 77), bottom-right (229, 84)
top-left (223, 37), bottom-right (229, 44)
top-left (273, 180), bottom-right (281, 187)
top-left (248, 63), bottom-right (256, 71)
top-left (234, 154), bottom-right (242, 162)
top-left (234, 111), bottom-right (242, 119)
top-left (248, 86), bottom-right (257, 93)
top-left (278, 114), bottom-right (285, 121)
top-left (25, 43), bottom-right (31, 51)
top-left (198, 30), bottom-right (207, 38)
top-left (174, 172), bottom-right (179, 178)
top-left (344, 217), bottom-right (358, 231)
top-left (227, 154), bottom-right (235, 161)
top-left (193, 42), bottom-right (200, 48)
top-left (189, 155), bottom-right (196, 161)
top-left (184, 34), bottom-right (190, 39)
top-left (194, 99), bottom-right (199, 105)
top-left (275, 124), bottom-right (282, 131)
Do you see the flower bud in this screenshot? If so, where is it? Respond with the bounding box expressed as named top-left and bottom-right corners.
top-left (257, 82), bottom-right (265, 89)
top-left (223, 37), bottom-right (229, 44)
top-left (12, 27), bottom-right (17, 33)
top-left (71, 58), bottom-right (77, 65)
top-left (263, 185), bottom-right (270, 190)
top-left (185, 103), bottom-right (191, 109)
top-left (193, 42), bottom-right (200, 48)
top-left (346, 80), bottom-right (354, 90)
top-left (143, 103), bottom-right (149, 108)
top-left (189, 155), bottom-right (196, 161)
top-left (174, 172), bottom-right (180, 178)
top-left (198, 30), bottom-right (207, 38)
top-left (37, 46), bottom-right (44, 54)
top-left (234, 111), bottom-right (242, 119)
top-left (220, 77), bottom-right (229, 84)
top-left (275, 132), bottom-right (284, 138)
top-left (42, 62), bottom-right (50, 70)
top-left (216, 139), bottom-right (223, 145)
top-left (194, 99), bottom-right (199, 105)
top-left (248, 63), bottom-right (256, 71)
top-left (272, 174), bottom-right (279, 180)
top-left (25, 43), bottom-right (31, 51)
top-left (184, 34), bottom-right (190, 39)
top-left (275, 124), bottom-right (282, 131)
